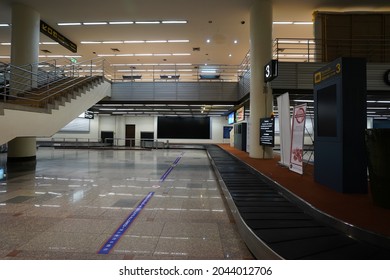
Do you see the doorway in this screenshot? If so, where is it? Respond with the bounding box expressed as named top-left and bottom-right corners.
top-left (125, 124), bottom-right (136, 147)
top-left (101, 131), bottom-right (114, 146)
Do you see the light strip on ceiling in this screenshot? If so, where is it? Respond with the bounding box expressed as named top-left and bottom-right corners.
top-left (273, 21), bottom-right (313, 25)
top-left (99, 53), bottom-right (191, 57)
top-left (83, 22), bottom-right (108, 25)
top-left (162, 20), bottom-right (187, 24)
top-left (145, 40), bottom-right (167, 43)
top-left (57, 22), bottom-right (82, 26)
top-left (109, 21), bottom-right (134, 25)
top-left (0, 24), bottom-right (10, 27)
top-left (81, 40), bottom-right (189, 44)
top-left (135, 21), bottom-right (160, 24)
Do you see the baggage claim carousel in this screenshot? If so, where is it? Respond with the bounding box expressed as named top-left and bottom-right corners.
top-left (205, 145), bottom-right (390, 260)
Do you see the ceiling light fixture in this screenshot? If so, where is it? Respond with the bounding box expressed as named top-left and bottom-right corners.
top-left (273, 21), bottom-right (293, 25)
top-left (81, 41), bottom-right (102, 44)
top-left (145, 40), bottom-right (167, 43)
top-left (124, 40), bottom-right (145, 44)
top-left (206, 39), bottom-right (211, 43)
top-left (135, 21), bottom-right (160, 24)
top-left (83, 22), bottom-right (108, 25)
top-left (293, 21), bottom-right (313, 25)
top-left (57, 22), bottom-right (82, 26)
top-left (162, 20), bottom-right (187, 24)
top-left (102, 41), bottom-right (123, 44)
top-left (109, 21), bottom-right (134, 25)
top-left (168, 40), bottom-right (189, 43)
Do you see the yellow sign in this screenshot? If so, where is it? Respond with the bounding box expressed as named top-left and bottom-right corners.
top-left (314, 62), bottom-right (342, 84)
top-left (40, 20), bottom-right (77, 53)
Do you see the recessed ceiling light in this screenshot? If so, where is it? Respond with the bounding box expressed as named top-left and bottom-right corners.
top-left (145, 40), bottom-right (167, 43)
top-left (57, 22), bottom-right (82, 26)
top-left (273, 21), bottom-right (293, 25)
top-left (109, 21), bottom-right (134, 25)
top-left (293, 21), bottom-right (313, 25)
top-left (124, 40), bottom-right (145, 44)
top-left (103, 41), bottom-right (123, 44)
top-left (234, 40), bottom-right (238, 44)
top-left (206, 39), bottom-right (211, 43)
top-left (168, 40), bottom-right (189, 43)
top-left (81, 41), bottom-right (102, 44)
top-left (83, 22), bottom-right (108, 25)
top-left (135, 21), bottom-right (160, 24)
top-left (162, 20), bottom-right (187, 24)
top-left (229, 54), bottom-right (232, 57)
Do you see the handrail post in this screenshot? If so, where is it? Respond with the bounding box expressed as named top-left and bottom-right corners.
top-left (102, 59), bottom-right (105, 78)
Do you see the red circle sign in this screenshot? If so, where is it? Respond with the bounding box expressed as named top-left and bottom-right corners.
top-left (295, 108), bottom-right (305, 124)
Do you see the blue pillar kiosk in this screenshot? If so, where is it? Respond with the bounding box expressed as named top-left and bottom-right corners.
top-left (313, 57), bottom-right (368, 193)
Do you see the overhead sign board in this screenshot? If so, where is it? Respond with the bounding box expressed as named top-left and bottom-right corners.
top-left (314, 60), bottom-right (341, 85)
top-left (264, 59), bottom-right (278, 82)
top-left (260, 117), bottom-right (275, 147)
top-left (40, 20), bottom-right (77, 53)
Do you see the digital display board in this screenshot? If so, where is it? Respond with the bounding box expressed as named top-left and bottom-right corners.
top-left (260, 117), bottom-right (275, 146)
top-left (228, 112), bottom-right (235, 124)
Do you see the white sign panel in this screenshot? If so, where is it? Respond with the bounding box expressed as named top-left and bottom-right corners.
top-left (277, 92), bottom-right (291, 167)
top-left (289, 104), bottom-right (307, 174)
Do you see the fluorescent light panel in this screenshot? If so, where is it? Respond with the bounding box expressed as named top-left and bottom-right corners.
top-left (81, 40), bottom-right (189, 44)
top-left (57, 22), bottom-right (81, 26)
top-left (162, 20), bottom-right (187, 24)
top-left (135, 21), bottom-right (160, 24)
top-left (109, 21), bottom-right (134, 25)
top-left (83, 22), bottom-right (108, 25)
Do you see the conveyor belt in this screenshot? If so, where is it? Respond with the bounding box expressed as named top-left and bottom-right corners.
top-left (206, 145), bottom-right (390, 260)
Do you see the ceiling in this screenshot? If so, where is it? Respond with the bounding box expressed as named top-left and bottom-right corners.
top-left (1, 0), bottom-right (390, 117)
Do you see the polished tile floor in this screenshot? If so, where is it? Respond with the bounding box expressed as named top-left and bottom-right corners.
top-left (0, 148), bottom-right (253, 260)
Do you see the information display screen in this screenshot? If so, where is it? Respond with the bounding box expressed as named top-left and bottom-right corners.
top-left (260, 117), bottom-right (275, 146)
top-left (157, 117), bottom-right (210, 139)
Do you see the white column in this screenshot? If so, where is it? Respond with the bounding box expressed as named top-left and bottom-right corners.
top-left (8, 3), bottom-right (40, 164)
top-left (11, 3), bottom-right (40, 66)
top-left (249, 0), bottom-right (273, 159)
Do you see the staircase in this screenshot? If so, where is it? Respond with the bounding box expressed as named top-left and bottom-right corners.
top-left (0, 58), bottom-right (112, 145)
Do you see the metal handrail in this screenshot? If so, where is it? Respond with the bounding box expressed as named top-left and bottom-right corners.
top-left (38, 137), bottom-right (168, 149)
top-left (0, 57), bottom-right (113, 105)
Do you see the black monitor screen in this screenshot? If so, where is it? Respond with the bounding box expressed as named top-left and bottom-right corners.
top-left (157, 117), bottom-right (210, 139)
top-left (316, 84), bottom-right (337, 137)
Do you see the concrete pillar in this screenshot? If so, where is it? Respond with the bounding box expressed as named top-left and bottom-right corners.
top-left (10, 2), bottom-right (40, 92)
top-left (8, 3), bottom-right (40, 167)
top-left (249, 0), bottom-right (274, 159)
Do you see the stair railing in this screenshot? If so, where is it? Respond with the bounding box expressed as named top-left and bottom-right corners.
top-left (0, 57), bottom-right (113, 106)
